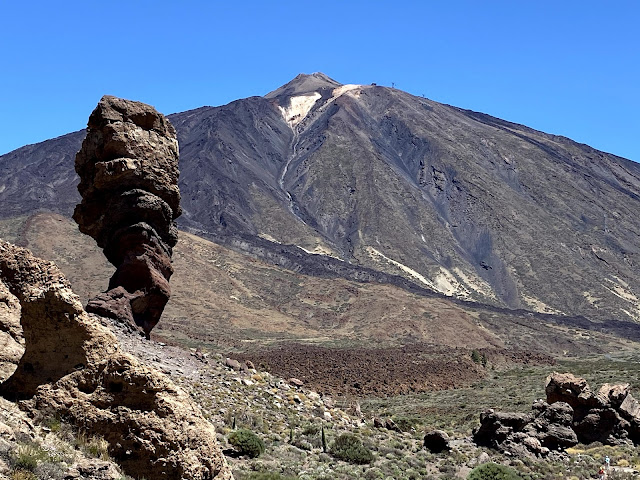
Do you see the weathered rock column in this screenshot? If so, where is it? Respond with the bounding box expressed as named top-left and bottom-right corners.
top-left (73, 95), bottom-right (181, 338)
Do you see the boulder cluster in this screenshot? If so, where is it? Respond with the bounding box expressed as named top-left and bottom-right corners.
top-left (0, 240), bottom-right (231, 479)
top-left (73, 95), bottom-right (181, 338)
top-left (473, 372), bottom-right (640, 457)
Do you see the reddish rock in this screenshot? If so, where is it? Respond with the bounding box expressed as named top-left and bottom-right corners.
top-left (289, 377), bottom-right (304, 387)
top-left (225, 358), bottom-right (242, 370)
top-left (73, 96), bottom-right (181, 338)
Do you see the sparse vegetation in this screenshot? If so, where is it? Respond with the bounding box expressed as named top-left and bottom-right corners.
top-left (0, 403), bottom-right (135, 480)
top-left (10, 442), bottom-right (54, 471)
top-left (41, 415), bottom-right (62, 433)
top-left (75, 433), bottom-right (110, 460)
top-left (10, 470), bottom-right (38, 480)
top-left (470, 350), bottom-right (487, 367)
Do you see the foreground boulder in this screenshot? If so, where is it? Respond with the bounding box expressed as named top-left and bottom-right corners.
top-left (0, 241), bottom-right (116, 398)
top-left (73, 95), bottom-right (181, 338)
top-left (524, 401), bottom-right (578, 450)
top-left (0, 240), bottom-right (232, 479)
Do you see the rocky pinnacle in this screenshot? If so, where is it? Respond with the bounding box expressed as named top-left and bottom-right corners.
top-left (73, 95), bottom-right (181, 338)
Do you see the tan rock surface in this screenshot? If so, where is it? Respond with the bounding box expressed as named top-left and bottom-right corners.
top-left (0, 240), bottom-right (115, 398)
top-left (545, 372), bottom-right (604, 410)
top-left (30, 352), bottom-right (232, 479)
top-left (0, 240), bottom-right (232, 479)
top-left (0, 280), bottom-right (23, 383)
top-left (598, 382), bottom-right (631, 407)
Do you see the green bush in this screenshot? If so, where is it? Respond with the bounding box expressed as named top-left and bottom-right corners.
top-left (330, 433), bottom-right (373, 465)
top-left (467, 462), bottom-right (522, 480)
top-left (228, 429), bottom-right (265, 458)
top-left (245, 473), bottom-right (297, 480)
top-left (471, 350), bottom-right (487, 366)
top-left (302, 423), bottom-right (320, 435)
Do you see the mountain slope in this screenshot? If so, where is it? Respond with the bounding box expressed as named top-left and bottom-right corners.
top-left (1, 73), bottom-right (639, 324)
top-left (4, 212), bottom-right (636, 358)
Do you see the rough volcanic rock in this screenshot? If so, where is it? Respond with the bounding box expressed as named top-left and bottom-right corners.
top-left (423, 430), bottom-right (451, 453)
top-left (545, 372), bottom-right (605, 414)
top-left (473, 410), bottom-right (535, 450)
top-left (473, 402), bottom-right (578, 456)
top-left (0, 240), bottom-right (232, 479)
top-left (618, 394), bottom-right (640, 443)
top-left (524, 402), bottom-right (578, 450)
top-left (549, 373), bottom-right (640, 446)
top-left (0, 241), bottom-right (117, 398)
top-left (73, 95), bottom-right (181, 338)
top-left (599, 383), bottom-right (632, 408)
top-left (29, 353), bottom-right (232, 479)
top-left (475, 373), bottom-right (640, 456)
top-left (0, 280), bottom-right (23, 383)
top-left (619, 393), bottom-right (640, 422)
top-left (573, 408), bottom-right (630, 445)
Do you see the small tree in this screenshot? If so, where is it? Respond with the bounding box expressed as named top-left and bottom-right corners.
top-left (330, 433), bottom-right (373, 464)
top-left (471, 349), bottom-right (483, 364)
top-left (228, 429), bottom-right (265, 458)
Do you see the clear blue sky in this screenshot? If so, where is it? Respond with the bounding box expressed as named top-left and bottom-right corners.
top-left (1, 1), bottom-right (638, 161)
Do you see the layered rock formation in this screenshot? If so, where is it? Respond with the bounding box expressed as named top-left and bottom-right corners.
top-left (545, 372), bottom-right (640, 445)
top-left (0, 240), bottom-right (232, 479)
top-left (73, 95), bottom-right (181, 338)
top-left (474, 372), bottom-right (640, 456)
